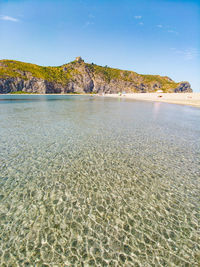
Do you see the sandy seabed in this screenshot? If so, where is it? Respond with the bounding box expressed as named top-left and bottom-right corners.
top-left (1, 93), bottom-right (200, 265)
top-left (104, 93), bottom-right (200, 107)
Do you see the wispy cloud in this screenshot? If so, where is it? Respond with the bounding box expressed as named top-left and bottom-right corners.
top-left (84, 14), bottom-right (95, 27)
top-left (139, 22), bottom-right (144, 26)
top-left (84, 21), bottom-right (94, 28)
top-left (156, 24), bottom-right (179, 35)
top-left (171, 48), bottom-right (200, 60)
top-left (0, 15), bottom-right (19, 22)
top-left (88, 14), bottom-right (95, 19)
top-left (167, 29), bottom-right (178, 35)
top-left (134, 15), bottom-right (142, 19)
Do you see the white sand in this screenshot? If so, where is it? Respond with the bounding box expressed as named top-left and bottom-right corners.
top-left (103, 93), bottom-right (200, 108)
top-left (2, 92), bottom-right (200, 107)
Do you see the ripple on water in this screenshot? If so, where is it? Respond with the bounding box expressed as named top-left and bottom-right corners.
top-left (0, 96), bottom-right (200, 266)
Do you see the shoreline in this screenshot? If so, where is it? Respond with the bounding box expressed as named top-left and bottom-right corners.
top-left (103, 93), bottom-right (200, 108)
top-left (1, 93), bottom-right (200, 107)
top-left (1, 93), bottom-right (92, 96)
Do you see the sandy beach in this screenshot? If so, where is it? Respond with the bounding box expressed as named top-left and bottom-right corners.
top-left (2, 92), bottom-right (200, 107)
top-left (104, 93), bottom-right (200, 107)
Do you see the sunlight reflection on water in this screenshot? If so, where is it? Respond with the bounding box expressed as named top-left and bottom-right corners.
top-left (0, 95), bottom-right (200, 266)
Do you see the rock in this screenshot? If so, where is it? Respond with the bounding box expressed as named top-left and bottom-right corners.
top-left (0, 58), bottom-right (192, 94)
top-left (174, 82), bottom-right (192, 93)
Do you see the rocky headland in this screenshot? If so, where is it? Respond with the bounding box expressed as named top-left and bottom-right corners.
top-left (0, 57), bottom-right (192, 94)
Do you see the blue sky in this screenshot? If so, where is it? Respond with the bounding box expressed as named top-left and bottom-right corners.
top-left (0, 0), bottom-right (200, 91)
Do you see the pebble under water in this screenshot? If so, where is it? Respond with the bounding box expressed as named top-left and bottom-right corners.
top-left (0, 95), bottom-right (200, 266)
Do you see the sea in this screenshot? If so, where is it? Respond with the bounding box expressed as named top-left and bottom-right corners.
top-left (0, 95), bottom-right (199, 266)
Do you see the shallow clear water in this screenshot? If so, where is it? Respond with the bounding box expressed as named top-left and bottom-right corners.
top-left (0, 95), bottom-right (200, 266)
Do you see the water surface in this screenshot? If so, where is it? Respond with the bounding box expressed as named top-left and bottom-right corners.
top-left (0, 95), bottom-right (200, 266)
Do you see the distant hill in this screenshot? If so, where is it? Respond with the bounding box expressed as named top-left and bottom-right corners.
top-left (0, 57), bottom-right (192, 94)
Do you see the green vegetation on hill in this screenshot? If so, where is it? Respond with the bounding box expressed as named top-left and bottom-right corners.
top-left (86, 63), bottom-right (179, 91)
top-left (0, 59), bottom-right (181, 92)
top-left (140, 74), bottom-right (179, 92)
top-left (85, 63), bottom-right (137, 83)
top-left (9, 91), bottom-right (36, 94)
top-left (0, 60), bottom-right (73, 85)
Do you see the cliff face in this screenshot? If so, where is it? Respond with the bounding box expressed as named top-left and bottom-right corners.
top-left (0, 58), bottom-right (192, 94)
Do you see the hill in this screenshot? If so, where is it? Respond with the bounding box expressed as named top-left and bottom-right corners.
top-left (0, 57), bottom-right (192, 94)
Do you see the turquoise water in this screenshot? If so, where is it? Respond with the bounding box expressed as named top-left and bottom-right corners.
top-left (0, 95), bottom-right (200, 266)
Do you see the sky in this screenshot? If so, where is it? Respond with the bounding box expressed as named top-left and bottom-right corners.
top-left (0, 0), bottom-right (200, 91)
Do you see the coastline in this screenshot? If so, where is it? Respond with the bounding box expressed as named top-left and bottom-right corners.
top-left (103, 93), bottom-right (200, 108)
top-left (2, 93), bottom-right (92, 96)
top-left (1, 92), bottom-right (200, 108)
